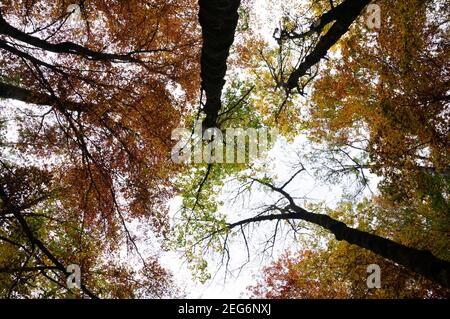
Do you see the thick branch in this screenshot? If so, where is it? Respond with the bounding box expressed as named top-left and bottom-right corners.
top-left (0, 13), bottom-right (149, 63)
top-left (286, 0), bottom-right (371, 90)
top-left (0, 82), bottom-right (89, 111)
top-left (228, 206), bottom-right (450, 288)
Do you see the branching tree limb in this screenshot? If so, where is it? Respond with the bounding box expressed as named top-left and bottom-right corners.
top-left (0, 12), bottom-right (163, 62)
top-left (0, 82), bottom-right (90, 111)
top-left (225, 178), bottom-right (450, 288)
top-left (284, 0), bottom-right (372, 91)
top-left (0, 187), bottom-right (99, 299)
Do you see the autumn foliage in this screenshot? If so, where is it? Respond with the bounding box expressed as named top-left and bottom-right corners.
top-left (1, 0), bottom-right (449, 299)
top-left (0, 0), bottom-right (200, 298)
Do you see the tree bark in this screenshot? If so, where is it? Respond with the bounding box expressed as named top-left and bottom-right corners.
top-left (198, 0), bottom-right (241, 129)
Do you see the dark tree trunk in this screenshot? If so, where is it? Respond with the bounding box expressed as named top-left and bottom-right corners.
top-left (286, 0), bottom-right (372, 90)
top-left (196, 0), bottom-right (372, 126)
top-left (229, 203), bottom-right (450, 288)
top-left (198, 0), bottom-right (241, 129)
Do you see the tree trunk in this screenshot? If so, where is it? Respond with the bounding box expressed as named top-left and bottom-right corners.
top-left (229, 203), bottom-right (450, 288)
top-left (198, 0), bottom-right (241, 129)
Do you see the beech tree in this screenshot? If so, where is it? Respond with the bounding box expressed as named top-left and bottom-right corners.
top-left (0, 0), bottom-right (200, 298)
top-left (1, 0), bottom-right (449, 299)
top-left (173, 0), bottom-right (450, 295)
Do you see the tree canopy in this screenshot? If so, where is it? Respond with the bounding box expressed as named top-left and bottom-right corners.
top-left (0, 0), bottom-right (449, 298)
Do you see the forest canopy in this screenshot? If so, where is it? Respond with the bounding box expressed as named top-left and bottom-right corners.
top-left (0, 0), bottom-right (449, 299)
